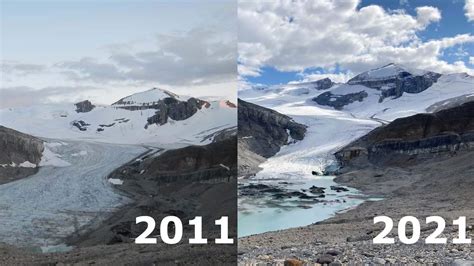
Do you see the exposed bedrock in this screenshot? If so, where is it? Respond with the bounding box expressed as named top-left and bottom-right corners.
top-left (312, 90), bottom-right (368, 110)
top-left (335, 101), bottom-right (474, 167)
top-left (238, 99), bottom-right (307, 176)
top-left (74, 100), bottom-right (95, 113)
top-left (0, 126), bottom-right (44, 165)
top-left (302, 77), bottom-right (334, 90)
top-left (143, 97), bottom-right (209, 127)
top-left (0, 126), bottom-right (44, 183)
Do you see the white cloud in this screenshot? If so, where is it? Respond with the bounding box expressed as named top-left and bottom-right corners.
top-left (415, 6), bottom-right (441, 26)
top-left (0, 86), bottom-right (102, 108)
top-left (57, 28), bottom-right (236, 87)
top-left (239, 0), bottom-right (474, 81)
top-left (292, 72), bottom-right (354, 84)
top-left (466, 0), bottom-right (474, 21)
top-left (469, 56), bottom-right (474, 65)
top-left (0, 61), bottom-right (46, 76)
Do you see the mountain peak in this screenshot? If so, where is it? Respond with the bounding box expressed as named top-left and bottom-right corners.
top-left (112, 87), bottom-right (184, 106)
top-left (348, 63), bottom-right (434, 84)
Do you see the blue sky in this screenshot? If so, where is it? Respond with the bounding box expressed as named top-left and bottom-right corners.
top-left (1, 0), bottom-right (237, 106)
top-left (241, 0), bottom-right (474, 86)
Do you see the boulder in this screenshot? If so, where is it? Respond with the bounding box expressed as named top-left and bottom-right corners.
top-left (74, 100), bottom-right (95, 113)
top-left (284, 259), bottom-right (303, 266)
top-left (317, 254), bottom-right (335, 264)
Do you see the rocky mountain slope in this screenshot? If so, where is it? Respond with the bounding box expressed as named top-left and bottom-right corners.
top-left (0, 126), bottom-right (44, 184)
top-left (346, 63), bottom-right (441, 101)
top-left (0, 88), bottom-right (237, 146)
top-left (311, 64), bottom-right (465, 113)
top-left (335, 101), bottom-right (474, 167)
top-left (112, 88), bottom-right (211, 127)
top-left (238, 99), bottom-right (306, 177)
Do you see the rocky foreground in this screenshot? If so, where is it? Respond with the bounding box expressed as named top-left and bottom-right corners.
top-left (239, 102), bottom-right (474, 265)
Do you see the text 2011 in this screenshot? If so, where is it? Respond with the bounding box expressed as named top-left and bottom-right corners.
top-left (135, 216), bottom-right (234, 244)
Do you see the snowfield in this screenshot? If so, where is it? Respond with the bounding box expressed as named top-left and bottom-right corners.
top-left (112, 88), bottom-right (187, 106)
top-left (0, 99), bottom-right (236, 147)
top-left (0, 140), bottom-right (146, 248)
top-left (350, 63), bottom-right (428, 81)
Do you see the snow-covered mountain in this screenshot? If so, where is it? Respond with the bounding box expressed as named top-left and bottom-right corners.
top-left (241, 63), bottom-right (474, 122)
top-left (0, 88), bottom-right (237, 146)
top-left (239, 64), bottom-right (474, 179)
top-left (112, 88), bottom-right (183, 106)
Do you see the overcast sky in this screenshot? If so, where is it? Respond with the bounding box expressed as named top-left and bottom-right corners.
top-left (1, 0), bottom-right (236, 108)
top-left (239, 0), bottom-right (474, 87)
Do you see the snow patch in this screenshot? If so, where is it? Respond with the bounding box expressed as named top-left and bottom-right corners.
top-left (19, 161), bottom-right (37, 168)
top-left (39, 144), bottom-right (71, 167)
top-left (71, 150), bottom-right (88, 157)
top-left (113, 88), bottom-right (189, 106)
top-left (356, 63), bottom-right (428, 80)
top-left (219, 164), bottom-right (230, 171)
top-left (108, 178), bottom-right (124, 185)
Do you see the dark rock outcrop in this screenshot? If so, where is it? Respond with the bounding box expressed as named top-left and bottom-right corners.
top-left (238, 99), bottom-right (306, 157)
top-left (0, 126), bottom-right (44, 184)
top-left (74, 100), bottom-right (95, 113)
top-left (145, 97), bottom-right (209, 127)
top-left (335, 101), bottom-right (474, 167)
top-left (238, 99), bottom-right (307, 176)
top-left (71, 120), bottom-right (90, 131)
top-left (289, 78), bottom-right (334, 91)
top-left (312, 90), bottom-right (368, 110)
top-left (312, 78), bottom-right (334, 90)
top-left (0, 126), bottom-right (44, 166)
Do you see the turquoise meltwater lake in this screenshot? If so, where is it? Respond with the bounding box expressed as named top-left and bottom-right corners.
top-left (238, 177), bottom-right (366, 237)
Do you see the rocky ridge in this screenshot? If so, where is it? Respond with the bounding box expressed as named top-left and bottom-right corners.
top-left (335, 101), bottom-right (474, 167)
top-left (238, 99), bottom-right (307, 176)
top-left (312, 63), bottom-right (443, 109)
top-left (347, 63), bottom-right (441, 101)
top-left (111, 88), bottom-right (211, 128)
